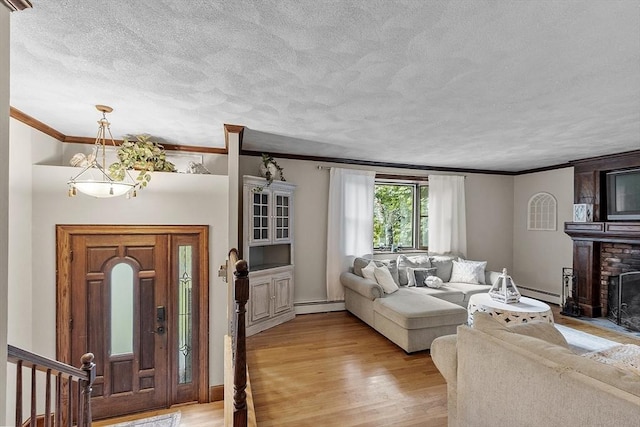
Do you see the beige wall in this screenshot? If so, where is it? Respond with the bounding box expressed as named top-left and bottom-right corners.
top-left (1, 5), bottom-right (10, 422)
top-left (6, 120), bottom-right (231, 417)
top-left (240, 155), bottom-right (515, 307)
top-left (513, 167), bottom-right (574, 303)
top-left (466, 173), bottom-right (514, 270)
top-left (7, 119), bottom-right (62, 352)
top-left (30, 165), bottom-right (229, 386)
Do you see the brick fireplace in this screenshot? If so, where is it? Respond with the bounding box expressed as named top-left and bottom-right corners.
top-left (600, 242), bottom-right (640, 316)
top-left (565, 222), bottom-right (640, 317)
top-left (564, 149), bottom-right (640, 318)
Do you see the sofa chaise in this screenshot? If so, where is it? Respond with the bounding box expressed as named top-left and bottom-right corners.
top-left (340, 255), bottom-right (501, 352)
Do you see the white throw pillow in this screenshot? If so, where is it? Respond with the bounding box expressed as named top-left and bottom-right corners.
top-left (374, 265), bottom-right (399, 294)
top-left (361, 261), bottom-right (378, 283)
top-left (424, 276), bottom-right (444, 288)
top-left (457, 258), bottom-right (487, 284)
top-left (449, 260), bottom-right (480, 284)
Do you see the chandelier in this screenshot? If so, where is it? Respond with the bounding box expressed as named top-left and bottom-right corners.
top-left (67, 105), bottom-right (140, 198)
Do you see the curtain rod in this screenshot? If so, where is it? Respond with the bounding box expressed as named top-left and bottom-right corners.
top-left (316, 166), bottom-right (464, 179)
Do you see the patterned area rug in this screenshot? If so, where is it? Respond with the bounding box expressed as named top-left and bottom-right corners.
top-left (108, 412), bottom-right (181, 427)
top-left (555, 324), bottom-right (619, 354)
top-left (582, 344), bottom-right (640, 375)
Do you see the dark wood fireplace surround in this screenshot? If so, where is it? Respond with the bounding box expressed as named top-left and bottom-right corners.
top-left (564, 149), bottom-right (640, 317)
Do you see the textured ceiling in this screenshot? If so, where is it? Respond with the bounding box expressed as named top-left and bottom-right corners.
top-left (10, 0), bottom-right (640, 172)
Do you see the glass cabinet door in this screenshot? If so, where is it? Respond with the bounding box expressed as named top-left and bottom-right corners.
top-left (273, 191), bottom-right (291, 243)
top-left (250, 190), bottom-right (271, 244)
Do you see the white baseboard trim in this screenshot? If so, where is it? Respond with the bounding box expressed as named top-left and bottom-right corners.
top-left (294, 301), bottom-right (346, 314)
top-left (519, 286), bottom-right (561, 306)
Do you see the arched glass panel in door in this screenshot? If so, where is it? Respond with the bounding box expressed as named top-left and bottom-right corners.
top-left (110, 262), bottom-right (134, 356)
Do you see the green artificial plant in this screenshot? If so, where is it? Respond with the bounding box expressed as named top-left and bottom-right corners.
top-left (108, 134), bottom-right (177, 187)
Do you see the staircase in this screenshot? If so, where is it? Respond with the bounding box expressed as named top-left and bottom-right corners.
top-left (7, 344), bottom-right (95, 427)
top-left (224, 248), bottom-right (256, 427)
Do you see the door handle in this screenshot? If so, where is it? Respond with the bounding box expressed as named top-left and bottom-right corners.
top-left (156, 306), bottom-right (166, 322)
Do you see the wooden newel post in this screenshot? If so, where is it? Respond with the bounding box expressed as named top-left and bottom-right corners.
top-left (80, 353), bottom-right (95, 427)
top-left (233, 259), bottom-right (249, 427)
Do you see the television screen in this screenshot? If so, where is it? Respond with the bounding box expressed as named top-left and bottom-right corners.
top-left (607, 169), bottom-right (640, 220)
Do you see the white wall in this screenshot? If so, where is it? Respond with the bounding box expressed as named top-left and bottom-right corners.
top-left (0, 5), bottom-right (11, 422)
top-left (240, 156), bottom-right (515, 308)
top-left (513, 167), bottom-right (574, 303)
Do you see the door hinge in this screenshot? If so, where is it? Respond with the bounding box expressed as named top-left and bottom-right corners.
top-left (69, 318), bottom-right (73, 330)
top-left (70, 250), bottom-right (73, 262)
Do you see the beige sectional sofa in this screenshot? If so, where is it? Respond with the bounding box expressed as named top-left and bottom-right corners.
top-left (431, 312), bottom-right (640, 427)
top-left (340, 255), bottom-right (500, 352)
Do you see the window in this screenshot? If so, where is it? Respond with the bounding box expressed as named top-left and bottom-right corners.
top-left (373, 181), bottom-right (429, 251)
top-left (527, 192), bottom-right (557, 231)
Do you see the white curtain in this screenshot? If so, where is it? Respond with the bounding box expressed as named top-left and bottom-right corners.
top-left (428, 175), bottom-right (467, 257)
top-left (326, 168), bottom-right (375, 301)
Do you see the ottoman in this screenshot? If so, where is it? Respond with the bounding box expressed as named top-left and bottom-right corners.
top-left (372, 292), bottom-right (468, 352)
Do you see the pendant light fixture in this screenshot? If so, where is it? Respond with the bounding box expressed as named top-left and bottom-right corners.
top-left (67, 105), bottom-right (140, 198)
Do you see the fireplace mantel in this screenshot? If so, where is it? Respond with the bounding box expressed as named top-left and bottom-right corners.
top-left (566, 150), bottom-right (640, 318)
top-left (564, 221), bottom-right (640, 318)
top-left (565, 222), bottom-right (640, 245)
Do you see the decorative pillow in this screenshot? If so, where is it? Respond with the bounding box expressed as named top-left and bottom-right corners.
top-left (353, 257), bottom-right (371, 277)
top-left (429, 256), bottom-right (454, 282)
top-left (374, 265), bottom-right (399, 294)
top-left (361, 261), bottom-right (378, 283)
top-left (408, 267), bottom-right (438, 287)
top-left (353, 257), bottom-right (400, 285)
top-left (379, 259), bottom-right (400, 285)
top-left (424, 276), bottom-right (444, 288)
top-left (458, 258), bottom-right (488, 284)
top-left (449, 260), bottom-right (480, 284)
top-left (474, 312), bottom-right (570, 349)
top-left (397, 254), bottom-right (431, 285)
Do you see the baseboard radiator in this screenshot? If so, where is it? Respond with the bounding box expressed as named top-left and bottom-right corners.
top-left (518, 285), bottom-right (561, 305)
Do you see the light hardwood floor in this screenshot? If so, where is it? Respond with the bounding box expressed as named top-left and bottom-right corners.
top-left (95, 307), bottom-right (638, 426)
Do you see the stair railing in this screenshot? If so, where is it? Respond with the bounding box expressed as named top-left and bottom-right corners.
top-left (228, 248), bottom-right (249, 427)
top-left (7, 344), bottom-right (95, 427)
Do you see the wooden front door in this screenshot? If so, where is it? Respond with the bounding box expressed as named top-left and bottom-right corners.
top-left (57, 225), bottom-right (209, 420)
top-left (71, 233), bottom-right (169, 418)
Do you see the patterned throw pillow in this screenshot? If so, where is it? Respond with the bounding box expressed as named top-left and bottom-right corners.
top-left (457, 258), bottom-right (487, 284)
top-left (425, 276), bottom-right (444, 288)
top-left (449, 260), bottom-right (480, 284)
